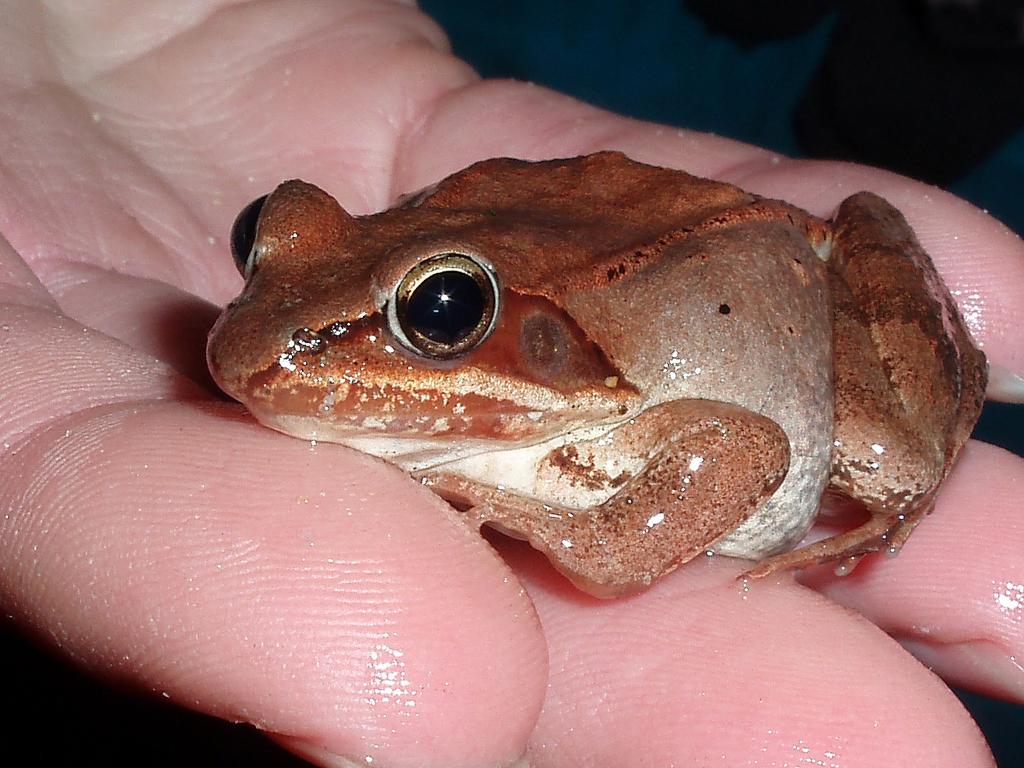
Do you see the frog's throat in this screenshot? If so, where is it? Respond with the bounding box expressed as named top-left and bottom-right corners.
top-left (270, 412), bottom-right (635, 509)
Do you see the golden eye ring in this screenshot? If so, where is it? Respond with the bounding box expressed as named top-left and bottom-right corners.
top-left (388, 252), bottom-right (500, 359)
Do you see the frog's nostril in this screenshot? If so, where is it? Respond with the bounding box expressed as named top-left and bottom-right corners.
top-left (229, 194), bottom-right (268, 276)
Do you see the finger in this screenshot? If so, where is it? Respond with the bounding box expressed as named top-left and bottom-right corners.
top-left (392, 79), bottom-right (769, 193)
top-left (0, 402), bottom-right (545, 768)
top-left (49, 261), bottom-right (223, 392)
top-left (0, 304), bottom-right (203, 450)
top-left (0, 186), bottom-right (207, 450)
top-left (504, 547), bottom-right (994, 768)
top-left (800, 441), bottom-right (1024, 702)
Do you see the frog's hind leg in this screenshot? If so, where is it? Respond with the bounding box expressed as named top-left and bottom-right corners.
top-left (751, 192), bottom-right (986, 579)
top-left (421, 400), bottom-right (790, 597)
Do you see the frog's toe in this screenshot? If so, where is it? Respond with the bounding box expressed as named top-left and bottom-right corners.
top-left (744, 495), bottom-right (934, 579)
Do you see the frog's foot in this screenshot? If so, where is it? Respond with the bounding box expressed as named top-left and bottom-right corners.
top-left (744, 492), bottom-right (935, 578)
top-left (419, 400), bottom-right (790, 597)
top-left (815, 192), bottom-right (986, 572)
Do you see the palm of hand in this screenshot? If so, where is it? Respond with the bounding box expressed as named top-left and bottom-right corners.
top-left (1, 3), bottom-right (1023, 767)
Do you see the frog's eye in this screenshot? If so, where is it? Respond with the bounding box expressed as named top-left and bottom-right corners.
top-left (229, 194), bottom-right (268, 276)
top-left (389, 253), bottom-right (500, 359)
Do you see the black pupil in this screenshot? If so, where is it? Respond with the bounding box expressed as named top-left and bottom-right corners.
top-left (229, 194), bottom-right (267, 274)
top-left (406, 270), bottom-right (485, 345)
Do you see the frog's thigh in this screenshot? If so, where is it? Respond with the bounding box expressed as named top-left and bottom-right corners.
top-left (751, 193), bottom-right (987, 576)
top-left (473, 400), bottom-right (787, 597)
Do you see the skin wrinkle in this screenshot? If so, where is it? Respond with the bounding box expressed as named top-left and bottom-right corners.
top-left (390, 77), bottom-right (481, 203)
top-left (37, 0), bottom-right (240, 85)
top-left (1, 396), bottom-right (147, 459)
top-left (0, 94), bottom-right (194, 289)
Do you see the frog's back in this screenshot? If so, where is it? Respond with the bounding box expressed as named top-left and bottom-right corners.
top-left (396, 152), bottom-right (758, 295)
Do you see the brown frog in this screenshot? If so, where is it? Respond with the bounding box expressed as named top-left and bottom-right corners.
top-left (207, 152), bottom-right (987, 597)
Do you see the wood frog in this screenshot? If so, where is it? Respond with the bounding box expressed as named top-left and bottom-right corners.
top-left (207, 152), bottom-right (987, 597)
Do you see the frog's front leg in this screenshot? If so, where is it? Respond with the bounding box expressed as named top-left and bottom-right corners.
top-left (420, 400), bottom-right (789, 597)
top-left (749, 192), bottom-right (987, 577)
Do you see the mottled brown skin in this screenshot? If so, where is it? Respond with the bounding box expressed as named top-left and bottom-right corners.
top-left (207, 152), bottom-right (987, 596)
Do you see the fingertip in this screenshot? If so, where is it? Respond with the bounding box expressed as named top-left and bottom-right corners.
top-left (804, 441), bottom-right (1024, 701)
top-left (1, 402), bottom-right (547, 768)
top-left (987, 362), bottom-right (1024, 403)
top-left (516, 555), bottom-right (994, 767)
top-left (277, 737), bottom-right (531, 768)
top-left (175, 408), bottom-right (549, 766)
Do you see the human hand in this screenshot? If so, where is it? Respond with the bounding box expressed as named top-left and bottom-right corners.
top-left (1, 2), bottom-right (1022, 766)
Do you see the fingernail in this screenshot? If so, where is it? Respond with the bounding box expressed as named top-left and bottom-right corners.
top-left (899, 637), bottom-right (1024, 701)
top-left (273, 740), bottom-right (371, 768)
top-left (986, 363), bottom-right (1024, 403)
top-left (328, 757), bottom-right (530, 768)
top-left (283, 745), bottom-right (376, 768)
top-left (283, 740), bottom-right (529, 768)
top-left (325, 755), bottom-right (530, 768)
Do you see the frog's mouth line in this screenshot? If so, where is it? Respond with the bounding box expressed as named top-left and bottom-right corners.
top-left (266, 411), bottom-right (636, 507)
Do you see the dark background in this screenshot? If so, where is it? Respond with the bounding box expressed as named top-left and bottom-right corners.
top-left (4, 1), bottom-right (1022, 765)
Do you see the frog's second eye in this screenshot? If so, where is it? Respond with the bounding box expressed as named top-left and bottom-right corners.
top-left (389, 253), bottom-right (500, 359)
top-left (229, 194), bottom-right (268, 276)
